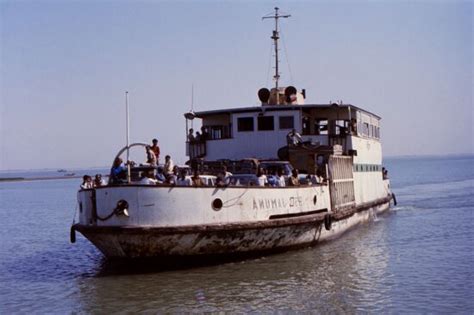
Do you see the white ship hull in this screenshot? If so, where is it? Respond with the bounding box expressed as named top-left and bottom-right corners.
top-left (74, 183), bottom-right (392, 259)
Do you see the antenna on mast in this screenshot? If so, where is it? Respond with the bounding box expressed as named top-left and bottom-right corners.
top-left (262, 7), bottom-right (291, 90)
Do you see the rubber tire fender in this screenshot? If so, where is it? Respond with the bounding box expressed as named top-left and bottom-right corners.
top-left (324, 213), bottom-right (332, 231)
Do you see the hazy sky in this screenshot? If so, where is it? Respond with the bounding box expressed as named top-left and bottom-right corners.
top-left (1, 0), bottom-right (472, 170)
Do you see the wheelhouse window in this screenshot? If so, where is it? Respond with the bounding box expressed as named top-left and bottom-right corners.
top-left (257, 116), bottom-right (274, 131)
top-left (315, 119), bottom-right (328, 135)
top-left (363, 123), bottom-right (369, 136)
top-left (237, 117), bottom-right (254, 132)
top-left (279, 116), bottom-right (294, 130)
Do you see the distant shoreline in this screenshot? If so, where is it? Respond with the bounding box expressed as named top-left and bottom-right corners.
top-left (0, 176), bottom-right (82, 183)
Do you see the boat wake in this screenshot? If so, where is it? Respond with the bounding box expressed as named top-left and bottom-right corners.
top-left (392, 179), bottom-right (473, 202)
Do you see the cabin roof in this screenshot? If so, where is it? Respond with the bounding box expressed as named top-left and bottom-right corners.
top-left (193, 104), bottom-right (381, 120)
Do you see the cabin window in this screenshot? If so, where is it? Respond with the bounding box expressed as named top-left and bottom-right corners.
top-left (315, 119), bottom-right (328, 135)
top-left (257, 116), bottom-right (274, 131)
top-left (279, 116), bottom-right (294, 129)
top-left (363, 123), bottom-right (369, 136)
top-left (237, 117), bottom-right (254, 132)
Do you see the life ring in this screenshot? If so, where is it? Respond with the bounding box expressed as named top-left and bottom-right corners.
top-left (324, 213), bottom-right (332, 231)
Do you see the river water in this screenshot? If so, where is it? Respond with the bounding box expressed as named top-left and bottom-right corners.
top-left (0, 156), bottom-right (472, 313)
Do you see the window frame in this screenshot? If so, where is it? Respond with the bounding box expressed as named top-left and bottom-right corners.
top-left (278, 116), bottom-right (294, 130)
top-left (237, 117), bottom-right (254, 132)
top-left (257, 116), bottom-right (275, 131)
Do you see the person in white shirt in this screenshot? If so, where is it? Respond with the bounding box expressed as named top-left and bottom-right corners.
top-left (222, 166), bottom-right (233, 185)
top-left (163, 155), bottom-right (174, 176)
top-left (93, 174), bottom-right (107, 187)
top-left (277, 169), bottom-right (286, 187)
top-left (286, 128), bottom-right (303, 146)
top-left (80, 175), bottom-right (94, 189)
top-left (176, 169), bottom-right (192, 186)
top-left (166, 165), bottom-right (179, 185)
top-left (138, 171), bottom-right (157, 185)
top-left (256, 167), bottom-right (268, 187)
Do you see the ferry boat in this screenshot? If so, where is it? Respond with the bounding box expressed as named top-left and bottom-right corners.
top-left (71, 8), bottom-right (394, 259)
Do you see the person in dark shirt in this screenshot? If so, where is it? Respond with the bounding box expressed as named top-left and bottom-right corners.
top-left (110, 157), bottom-right (127, 183)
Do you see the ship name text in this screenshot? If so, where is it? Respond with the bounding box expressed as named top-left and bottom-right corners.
top-left (252, 196), bottom-right (303, 210)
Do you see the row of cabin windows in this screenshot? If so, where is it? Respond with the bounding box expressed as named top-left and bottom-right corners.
top-left (353, 164), bottom-right (382, 172)
top-left (359, 122), bottom-right (380, 139)
top-left (237, 116), bottom-right (294, 132)
top-left (236, 115), bottom-right (380, 139)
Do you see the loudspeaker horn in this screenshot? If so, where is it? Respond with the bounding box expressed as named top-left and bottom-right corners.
top-left (258, 88), bottom-right (271, 103)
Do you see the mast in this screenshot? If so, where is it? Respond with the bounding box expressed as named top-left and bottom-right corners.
top-left (125, 91), bottom-right (131, 183)
top-left (263, 7), bottom-right (290, 90)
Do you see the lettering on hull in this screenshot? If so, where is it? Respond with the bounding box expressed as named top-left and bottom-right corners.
top-left (252, 196), bottom-right (303, 210)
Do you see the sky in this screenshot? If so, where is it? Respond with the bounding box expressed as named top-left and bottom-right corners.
top-left (0, 0), bottom-right (472, 170)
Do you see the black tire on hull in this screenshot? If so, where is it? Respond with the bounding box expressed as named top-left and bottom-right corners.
top-left (324, 214), bottom-right (332, 231)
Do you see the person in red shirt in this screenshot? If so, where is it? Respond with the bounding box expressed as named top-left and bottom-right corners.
top-left (151, 139), bottom-right (160, 163)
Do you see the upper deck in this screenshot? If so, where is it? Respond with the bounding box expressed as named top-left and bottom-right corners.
top-left (185, 102), bottom-right (383, 164)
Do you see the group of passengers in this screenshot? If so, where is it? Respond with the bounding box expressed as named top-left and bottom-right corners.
top-left (187, 126), bottom-right (210, 143)
top-left (82, 136), bottom-right (325, 189)
top-left (254, 167), bottom-right (319, 187)
top-left (80, 174), bottom-right (106, 189)
top-left (138, 165), bottom-right (204, 187)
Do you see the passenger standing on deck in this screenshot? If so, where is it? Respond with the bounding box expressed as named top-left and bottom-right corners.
top-left (145, 145), bottom-right (157, 166)
top-left (187, 129), bottom-right (195, 142)
top-left (256, 167), bottom-right (268, 187)
top-left (150, 139), bottom-right (160, 163)
top-left (289, 169), bottom-right (300, 186)
top-left (201, 126), bottom-right (209, 141)
top-left (163, 155), bottom-right (174, 176)
top-left (286, 128), bottom-right (303, 146)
